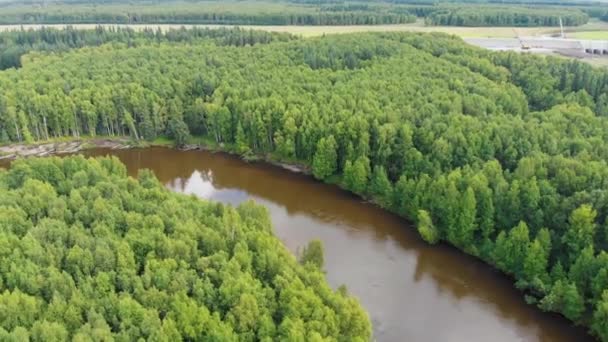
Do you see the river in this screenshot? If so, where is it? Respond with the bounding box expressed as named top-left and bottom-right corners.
top-left (32, 147), bottom-right (594, 341)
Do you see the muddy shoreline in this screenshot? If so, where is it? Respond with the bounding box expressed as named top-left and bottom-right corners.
top-left (0, 138), bottom-right (134, 160)
top-left (0, 138), bottom-right (311, 174)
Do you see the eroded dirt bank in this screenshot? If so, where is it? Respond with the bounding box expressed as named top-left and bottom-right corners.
top-left (0, 138), bottom-right (132, 160)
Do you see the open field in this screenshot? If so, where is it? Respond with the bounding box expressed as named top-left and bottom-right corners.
top-left (585, 57), bottom-right (608, 67)
top-left (0, 22), bottom-right (557, 38)
top-left (562, 20), bottom-right (608, 40)
top-left (0, 19), bottom-right (606, 38)
top-left (1, 19), bottom-right (606, 38)
top-left (569, 31), bottom-right (608, 40)
top-left (243, 22), bottom-right (561, 38)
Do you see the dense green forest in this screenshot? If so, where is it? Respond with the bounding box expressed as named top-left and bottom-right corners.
top-left (0, 155), bottom-right (371, 340)
top-left (425, 5), bottom-right (589, 26)
top-left (0, 0), bottom-right (596, 26)
top-left (0, 1), bottom-right (417, 25)
top-left (2, 27), bottom-right (608, 339)
top-left (0, 26), bottom-right (295, 70)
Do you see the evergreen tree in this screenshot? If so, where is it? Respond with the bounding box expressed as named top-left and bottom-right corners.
top-left (312, 136), bottom-right (337, 180)
top-left (0, 156), bottom-right (372, 340)
top-left (592, 291), bottom-right (608, 341)
top-left (300, 240), bottom-right (325, 269)
top-left (235, 122), bottom-right (250, 155)
top-left (563, 205), bottom-right (596, 264)
top-left (343, 156), bottom-right (370, 195)
top-left (168, 116), bottom-right (190, 148)
top-left (417, 210), bottom-right (439, 244)
top-left (369, 165), bottom-right (392, 208)
top-left (540, 280), bottom-right (585, 322)
top-left (456, 187), bottom-right (477, 248)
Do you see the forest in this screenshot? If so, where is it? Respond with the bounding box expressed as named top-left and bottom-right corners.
top-left (0, 155), bottom-right (371, 340)
top-left (0, 26), bottom-right (295, 70)
top-left (424, 5), bottom-right (590, 26)
top-left (0, 1), bottom-right (417, 25)
top-left (1, 27), bottom-right (608, 339)
top-left (0, 0), bottom-right (597, 27)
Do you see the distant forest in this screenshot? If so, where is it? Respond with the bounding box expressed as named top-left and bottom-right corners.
top-left (424, 6), bottom-right (589, 26)
top-left (0, 26), bottom-right (296, 69)
top-left (0, 0), bottom-right (604, 26)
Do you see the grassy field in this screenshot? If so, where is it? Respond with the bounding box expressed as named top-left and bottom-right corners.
top-left (0, 19), bottom-right (606, 39)
top-left (585, 57), bottom-right (608, 67)
top-left (568, 31), bottom-right (608, 40)
top-left (563, 20), bottom-right (608, 40)
top-left (244, 22), bottom-right (561, 38)
top-left (1, 19), bottom-right (605, 39)
top-left (0, 21), bottom-right (555, 38)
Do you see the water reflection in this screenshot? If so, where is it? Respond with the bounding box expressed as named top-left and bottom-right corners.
top-left (78, 147), bottom-right (591, 342)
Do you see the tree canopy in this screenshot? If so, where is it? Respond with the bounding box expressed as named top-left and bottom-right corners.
top-left (425, 5), bottom-right (589, 26)
top-left (1, 27), bottom-right (608, 339)
top-left (0, 0), bottom-right (416, 26)
top-left (0, 0), bottom-right (594, 27)
top-left (0, 155), bottom-right (372, 340)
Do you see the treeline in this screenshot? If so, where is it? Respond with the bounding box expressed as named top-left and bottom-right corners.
top-left (0, 156), bottom-right (372, 340)
top-left (401, 32), bottom-right (608, 111)
top-left (0, 2), bottom-right (417, 25)
top-left (425, 6), bottom-right (589, 26)
top-left (2, 29), bottom-right (608, 339)
top-left (319, 3), bottom-right (436, 18)
top-left (118, 12), bottom-right (416, 25)
top-left (579, 6), bottom-right (608, 19)
top-left (0, 26), bottom-right (295, 70)
top-left (0, 0), bottom-right (594, 27)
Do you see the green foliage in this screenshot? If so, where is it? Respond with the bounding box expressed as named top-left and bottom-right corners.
top-left (523, 228), bottom-right (551, 287)
top-left (235, 122), bottom-right (251, 155)
top-left (0, 0), bottom-right (591, 28)
top-left (0, 26), bottom-right (295, 70)
top-left (167, 116), bottom-right (190, 148)
top-left (493, 221), bottom-right (530, 277)
top-left (2, 27), bottom-right (608, 339)
top-left (417, 210), bottom-right (439, 244)
top-left (425, 5), bottom-right (589, 26)
top-left (540, 280), bottom-right (585, 322)
top-left (369, 165), bottom-right (392, 208)
top-left (563, 204), bottom-right (597, 264)
top-left (312, 136), bottom-right (337, 180)
top-left (0, 156), bottom-right (371, 340)
top-left (343, 156), bottom-right (370, 195)
top-left (454, 187), bottom-right (477, 249)
top-left (0, 1), bottom-right (417, 26)
top-left (593, 291), bottom-right (608, 342)
top-left (300, 240), bottom-right (325, 269)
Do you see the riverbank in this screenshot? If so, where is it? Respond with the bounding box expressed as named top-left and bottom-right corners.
top-left (151, 135), bottom-right (311, 174)
top-left (0, 136), bottom-right (311, 175)
top-left (0, 137), bottom-right (135, 160)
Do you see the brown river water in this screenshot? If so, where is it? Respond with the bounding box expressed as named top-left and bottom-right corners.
top-left (5, 146), bottom-right (594, 342)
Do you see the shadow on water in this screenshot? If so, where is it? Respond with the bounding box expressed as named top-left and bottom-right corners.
top-left (22, 147), bottom-right (594, 342)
